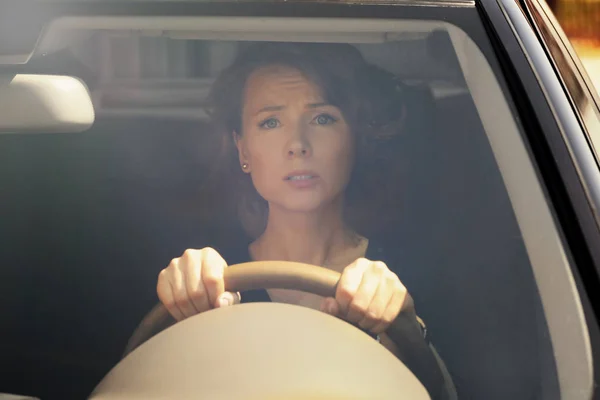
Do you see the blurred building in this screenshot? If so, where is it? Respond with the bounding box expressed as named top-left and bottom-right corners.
top-left (548, 0), bottom-right (600, 43)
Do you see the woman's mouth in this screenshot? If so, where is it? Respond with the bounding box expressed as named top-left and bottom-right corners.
top-left (284, 172), bottom-right (320, 188)
top-left (285, 175), bottom-right (316, 181)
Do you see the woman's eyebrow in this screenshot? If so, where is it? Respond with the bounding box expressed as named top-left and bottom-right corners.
top-left (306, 102), bottom-right (329, 109)
top-left (255, 105), bottom-right (285, 116)
top-left (254, 102), bottom-right (329, 116)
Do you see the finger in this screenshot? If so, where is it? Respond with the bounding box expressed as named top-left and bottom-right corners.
top-left (216, 291), bottom-right (241, 307)
top-left (336, 258), bottom-right (370, 317)
top-left (346, 261), bottom-right (386, 324)
top-left (172, 260), bottom-right (200, 318)
top-left (371, 280), bottom-right (408, 334)
top-left (200, 248), bottom-right (228, 308)
top-left (319, 297), bottom-right (340, 316)
top-left (183, 250), bottom-right (210, 313)
top-left (358, 271), bottom-right (398, 332)
top-left (157, 269), bottom-right (186, 321)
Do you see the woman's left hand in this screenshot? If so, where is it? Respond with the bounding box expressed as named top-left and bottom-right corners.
top-left (320, 258), bottom-right (449, 399)
top-left (320, 258), bottom-right (415, 335)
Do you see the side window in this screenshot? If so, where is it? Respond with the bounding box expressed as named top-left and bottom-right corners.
top-left (523, 0), bottom-right (600, 160)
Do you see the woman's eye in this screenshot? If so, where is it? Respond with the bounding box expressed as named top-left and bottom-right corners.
top-left (259, 118), bottom-right (280, 129)
top-left (313, 114), bottom-right (337, 126)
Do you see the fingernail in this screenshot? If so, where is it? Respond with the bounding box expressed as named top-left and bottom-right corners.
top-left (327, 303), bottom-right (336, 315)
top-left (218, 296), bottom-right (231, 307)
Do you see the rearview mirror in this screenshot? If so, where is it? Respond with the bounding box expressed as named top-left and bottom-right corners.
top-left (0, 74), bottom-right (94, 133)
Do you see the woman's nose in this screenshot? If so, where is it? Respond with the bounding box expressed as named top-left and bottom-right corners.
top-left (286, 131), bottom-right (312, 158)
top-left (287, 146), bottom-right (309, 157)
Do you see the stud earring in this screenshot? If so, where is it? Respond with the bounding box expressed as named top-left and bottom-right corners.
top-left (242, 163), bottom-right (249, 170)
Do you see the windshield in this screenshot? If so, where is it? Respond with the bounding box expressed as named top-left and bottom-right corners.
top-left (0, 7), bottom-right (591, 400)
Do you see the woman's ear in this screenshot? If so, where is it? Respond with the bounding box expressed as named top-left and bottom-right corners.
top-left (233, 131), bottom-right (250, 173)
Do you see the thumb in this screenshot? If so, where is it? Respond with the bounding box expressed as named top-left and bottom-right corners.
top-left (320, 297), bottom-right (340, 317)
top-left (216, 291), bottom-right (241, 308)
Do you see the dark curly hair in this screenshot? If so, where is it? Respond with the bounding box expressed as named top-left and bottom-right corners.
top-left (205, 42), bottom-right (412, 239)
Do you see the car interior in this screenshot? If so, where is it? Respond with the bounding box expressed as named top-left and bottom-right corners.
top-left (0, 15), bottom-right (592, 399)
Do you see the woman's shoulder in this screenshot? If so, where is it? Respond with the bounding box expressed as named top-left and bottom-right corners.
top-left (365, 239), bottom-right (386, 260)
top-left (366, 238), bottom-right (395, 262)
top-left (214, 239), bottom-right (253, 266)
top-left (365, 237), bottom-right (409, 277)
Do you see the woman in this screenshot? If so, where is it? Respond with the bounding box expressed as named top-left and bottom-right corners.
top-left (156, 42), bottom-right (454, 399)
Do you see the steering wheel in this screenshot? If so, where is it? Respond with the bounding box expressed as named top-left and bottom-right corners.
top-left (90, 261), bottom-right (436, 400)
top-left (123, 261), bottom-right (343, 356)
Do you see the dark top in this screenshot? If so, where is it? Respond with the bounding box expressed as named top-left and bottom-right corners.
top-left (221, 240), bottom-right (388, 304)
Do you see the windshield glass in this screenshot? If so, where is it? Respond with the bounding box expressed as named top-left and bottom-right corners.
top-left (0, 9), bottom-right (591, 400)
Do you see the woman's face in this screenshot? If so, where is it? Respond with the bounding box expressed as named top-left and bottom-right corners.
top-left (235, 65), bottom-right (355, 213)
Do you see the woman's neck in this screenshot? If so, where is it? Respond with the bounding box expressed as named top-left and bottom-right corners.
top-left (250, 202), bottom-right (358, 267)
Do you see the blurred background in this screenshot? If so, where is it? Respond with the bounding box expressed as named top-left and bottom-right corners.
top-left (549, 0), bottom-right (600, 91)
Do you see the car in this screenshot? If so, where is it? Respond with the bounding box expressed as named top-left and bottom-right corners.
top-left (0, 0), bottom-right (599, 399)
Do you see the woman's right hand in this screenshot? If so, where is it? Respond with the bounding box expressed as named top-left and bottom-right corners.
top-left (157, 247), bottom-right (241, 321)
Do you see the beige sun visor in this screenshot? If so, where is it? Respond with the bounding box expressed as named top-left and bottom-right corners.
top-left (0, 74), bottom-right (94, 134)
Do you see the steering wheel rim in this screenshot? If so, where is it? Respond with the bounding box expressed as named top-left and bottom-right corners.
top-left (124, 261), bottom-right (341, 356)
top-left (123, 260), bottom-right (448, 399)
